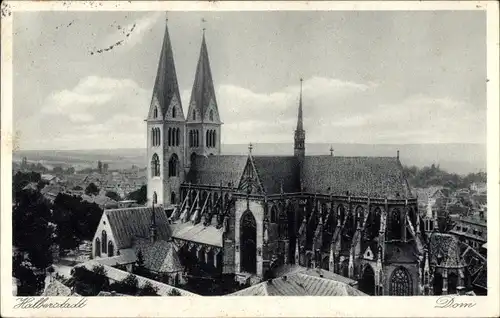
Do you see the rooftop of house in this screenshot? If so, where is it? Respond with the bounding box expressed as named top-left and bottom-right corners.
top-left (429, 233), bottom-right (465, 268)
top-left (230, 270), bottom-right (366, 296)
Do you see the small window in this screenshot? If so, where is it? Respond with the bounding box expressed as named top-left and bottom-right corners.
top-left (193, 110), bottom-right (196, 121)
top-left (172, 107), bottom-right (176, 118)
top-left (209, 110), bottom-right (214, 121)
top-left (153, 107), bottom-right (158, 118)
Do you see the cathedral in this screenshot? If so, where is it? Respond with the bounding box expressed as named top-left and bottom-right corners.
top-left (91, 20), bottom-right (474, 297)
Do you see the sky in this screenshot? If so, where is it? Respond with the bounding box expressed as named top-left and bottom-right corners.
top-left (13, 11), bottom-right (486, 150)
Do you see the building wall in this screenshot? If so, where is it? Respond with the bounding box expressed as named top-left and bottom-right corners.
top-left (235, 199), bottom-right (264, 277)
top-left (382, 262), bottom-right (419, 296)
top-left (147, 122), bottom-right (165, 205)
top-left (91, 213), bottom-right (119, 259)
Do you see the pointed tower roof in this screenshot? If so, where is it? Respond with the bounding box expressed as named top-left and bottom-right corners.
top-left (296, 78), bottom-right (304, 131)
top-left (150, 18), bottom-right (183, 119)
top-left (187, 32), bottom-right (220, 123)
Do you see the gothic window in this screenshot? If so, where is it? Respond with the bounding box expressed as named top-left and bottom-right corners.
top-left (337, 204), bottom-right (345, 225)
top-left (389, 266), bottom-right (412, 296)
top-left (108, 241), bottom-right (114, 257)
top-left (212, 130), bottom-right (216, 148)
top-left (153, 107), bottom-right (158, 118)
top-left (270, 205), bottom-right (278, 223)
top-left (168, 128), bottom-right (172, 146)
top-left (193, 110), bottom-right (197, 121)
top-left (209, 110), bottom-right (214, 121)
top-left (171, 191), bottom-right (176, 204)
top-left (172, 107), bottom-right (176, 118)
top-left (156, 128), bottom-right (160, 146)
top-left (390, 208), bottom-right (402, 240)
top-left (153, 192), bottom-right (158, 205)
top-left (151, 128), bottom-right (155, 146)
top-left (168, 154), bottom-right (179, 177)
top-left (448, 272), bottom-right (458, 294)
top-left (355, 206), bottom-right (364, 226)
top-left (151, 153), bottom-right (160, 177)
top-left (189, 130), bottom-right (193, 147)
top-left (195, 130), bottom-right (200, 147)
top-left (240, 211), bottom-right (257, 274)
top-left (190, 152), bottom-right (197, 165)
top-left (206, 130), bottom-right (210, 148)
top-left (95, 238), bottom-right (101, 257)
top-left (175, 128), bottom-right (180, 146)
top-left (102, 230), bottom-right (107, 253)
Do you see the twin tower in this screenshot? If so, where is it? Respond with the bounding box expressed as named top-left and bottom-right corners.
top-left (146, 22), bottom-right (222, 207)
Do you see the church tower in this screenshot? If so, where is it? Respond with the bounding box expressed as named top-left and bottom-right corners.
top-left (294, 79), bottom-right (306, 159)
top-left (146, 19), bottom-right (185, 207)
top-left (186, 30), bottom-right (222, 164)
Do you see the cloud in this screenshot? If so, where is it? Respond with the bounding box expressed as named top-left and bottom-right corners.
top-left (26, 75), bottom-right (484, 150)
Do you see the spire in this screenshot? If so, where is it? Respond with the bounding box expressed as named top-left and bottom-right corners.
top-left (149, 18), bottom-right (183, 119)
top-left (296, 78), bottom-right (304, 131)
top-left (187, 30), bottom-right (220, 123)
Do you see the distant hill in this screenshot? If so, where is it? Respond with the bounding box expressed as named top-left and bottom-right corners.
top-left (13, 143), bottom-right (486, 175)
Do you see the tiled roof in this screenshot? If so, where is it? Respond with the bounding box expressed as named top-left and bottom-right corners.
top-left (94, 252), bottom-right (137, 266)
top-left (187, 155), bottom-right (247, 187)
top-left (133, 238), bottom-right (183, 273)
top-left (104, 207), bottom-right (171, 249)
top-left (171, 222), bottom-right (223, 247)
top-left (252, 156), bottom-right (300, 194)
top-left (429, 233), bottom-right (464, 268)
top-left (78, 261), bottom-right (197, 296)
top-left (302, 156), bottom-right (412, 198)
top-left (461, 245), bottom-right (486, 276)
top-left (272, 264), bottom-right (357, 286)
top-left (150, 21), bottom-right (182, 117)
top-left (231, 273), bottom-right (366, 296)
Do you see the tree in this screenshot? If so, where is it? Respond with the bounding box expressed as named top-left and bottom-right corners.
top-left (52, 166), bottom-right (64, 175)
top-left (71, 265), bottom-right (108, 296)
top-left (127, 185), bottom-right (147, 205)
top-left (13, 253), bottom-right (45, 296)
top-left (105, 191), bottom-right (121, 202)
top-left (85, 182), bottom-right (100, 196)
top-left (168, 288), bottom-right (181, 296)
top-left (13, 171), bottom-right (41, 193)
top-left (138, 281), bottom-right (159, 296)
top-left (110, 274), bottom-right (139, 295)
top-left (98, 161), bottom-right (103, 173)
top-left (12, 189), bottom-right (54, 269)
top-left (66, 166), bottom-right (76, 174)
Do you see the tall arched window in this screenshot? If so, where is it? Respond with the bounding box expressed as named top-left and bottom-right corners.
top-left (108, 241), bottom-right (114, 257)
top-left (206, 130), bottom-right (210, 148)
top-left (172, 107), bottom-right (176, 118)
top-left (270, 206), bottom-right (278, 223)
top-left (175, 128), bottom-right (180, 146)
top-left (240, 211), bottom-right (257, 274)
top-left (168, 154), bottom-right (179, 177)
top-left (167, 128), bottom-right (172, 146)
top-left (102, 230), bottom-right (107, 253)
top-left (193, 110), bottom-right (197, 121)
top-left (209, 110), bottom-right (214, 121)
top-left (157, 128), bottom-right (161, 146)
top-left (171, 191), bottom-right (176, 204)
top-left (389, 266), bottom-right (412, 296)
top-left (151, 153), bottom-right (160, 177)
top-left (337, 204), bottom-right (346, 225)
top-left (153, 107), bottom-right (158, 118)
top-left (195, 130), bottom-right (199, 147)
top-left (151, 128), bottom-right (155, 146)
top-left (390, 208), bottom-right (402, 240)
top-left (189, 130), bottom-right (193, 147)
top-left (212, 130), bottom-right (216, 148)
top-left (95, 238), bottom-right (101, 257)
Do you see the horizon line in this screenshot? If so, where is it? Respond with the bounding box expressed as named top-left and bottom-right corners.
top-left (14, 142), bottom-right (487, 152)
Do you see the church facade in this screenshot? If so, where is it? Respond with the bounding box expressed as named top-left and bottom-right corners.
top-left (140, 20), bottom-right (432, 296)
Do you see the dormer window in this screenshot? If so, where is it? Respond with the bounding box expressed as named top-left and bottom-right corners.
top-left (153, 107), bottom-right (158, 118)
top-left (193, 110), bottom-right (197, 121)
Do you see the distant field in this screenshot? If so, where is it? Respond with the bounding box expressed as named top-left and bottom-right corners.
top-left (13, 143), bottom-right (486, 175)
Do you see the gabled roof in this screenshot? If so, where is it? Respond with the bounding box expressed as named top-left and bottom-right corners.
top-left (302, 156), bottom-right (412, 198)
top-left (186, 155), bottom-right (247, 186)
top-left (149, 20), bottom-right (183, 119)
top-left (133, 238), bottom-right (183, 273)
top-left (187, 33), bottom-right (220, 123)
top-left (252, 156), bottom-right (300, 194)
top-left (78, 261), bottom-right (197, 296)
top-left (272, 264), bottom-right (358, 286)
top-left (104, 207), bottom-right (171, 249)
top-left (230, 271), bottom-right (366, 296)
